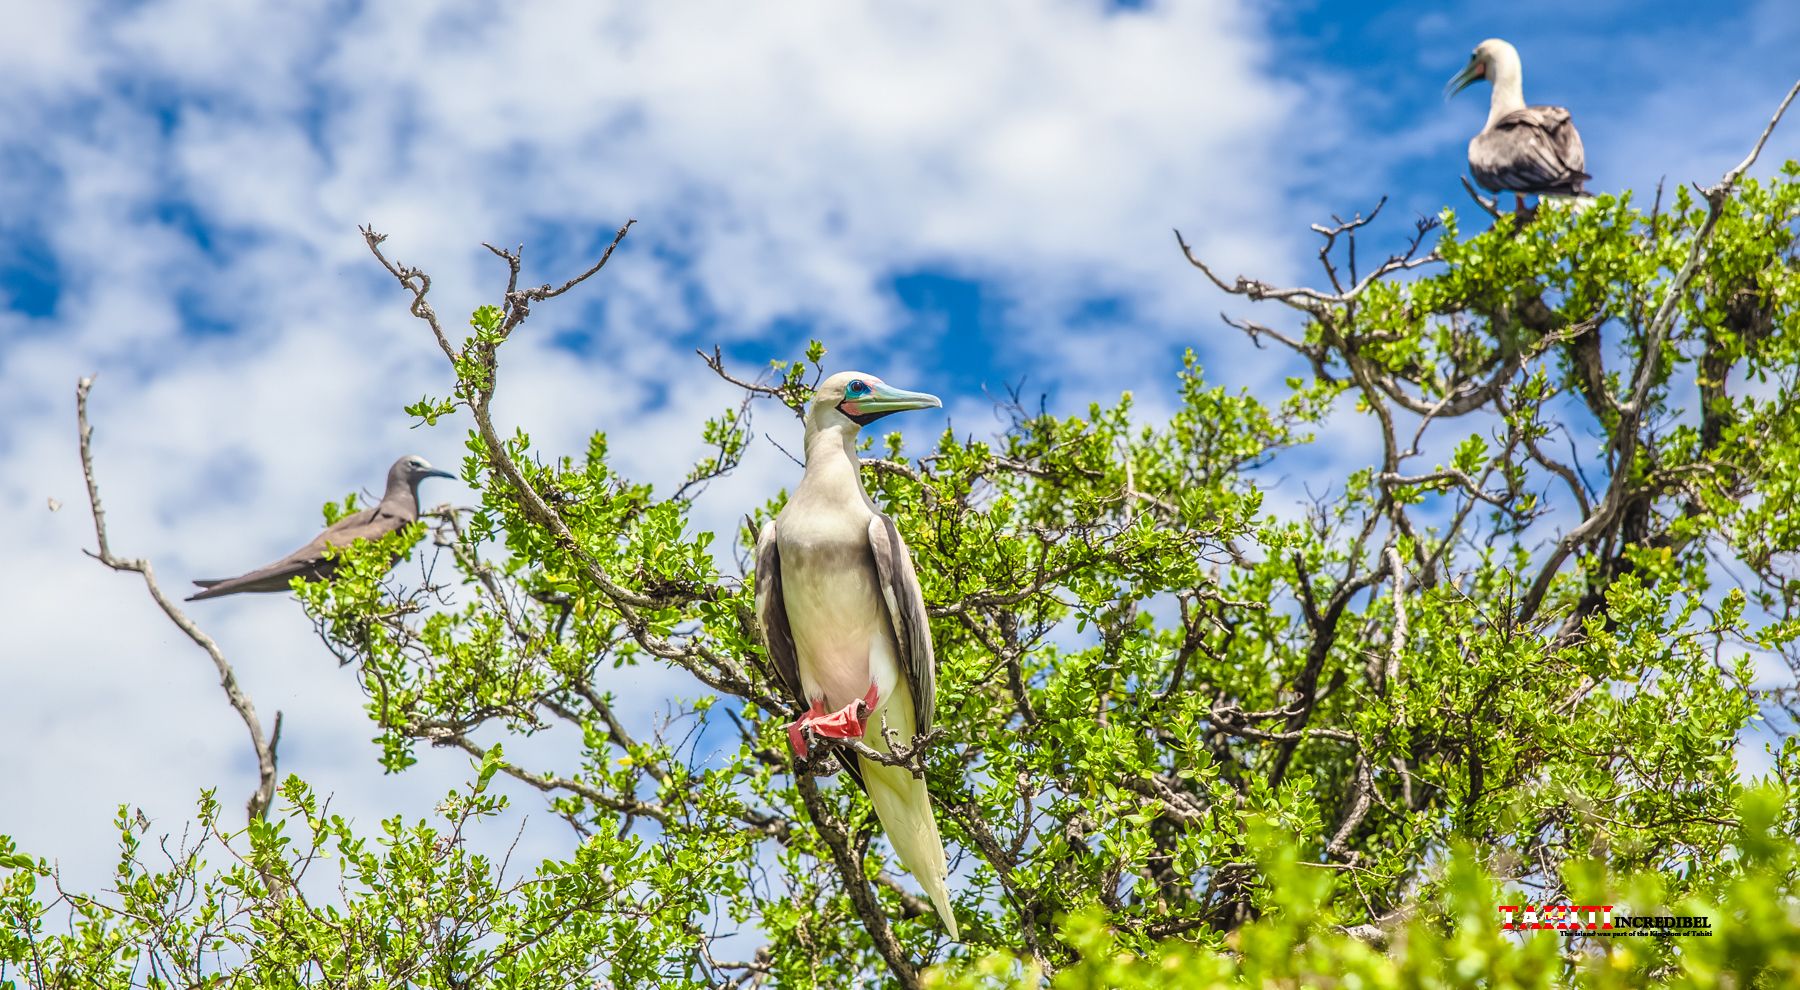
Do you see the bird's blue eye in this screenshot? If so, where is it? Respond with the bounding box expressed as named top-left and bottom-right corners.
top-left (849, 380), bottom-right (867, 395)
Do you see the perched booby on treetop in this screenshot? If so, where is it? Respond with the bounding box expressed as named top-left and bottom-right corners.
top-left (1447, 38), bottom-right (1591, 203)
top-left (753, 372), bottom-right (959, 938)
top-left (187, 455), bottom-right (454, 601)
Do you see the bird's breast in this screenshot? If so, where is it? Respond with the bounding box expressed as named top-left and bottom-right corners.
top-left (776, 513), bottom-right (898, 711)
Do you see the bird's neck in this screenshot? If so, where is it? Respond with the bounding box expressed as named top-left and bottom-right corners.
top-left (799, 424), bottom-right (869, 507)
top-left (381, 480), bottom-right (421, 520)
top-left (1485, 57), bottom-right (1526, 128)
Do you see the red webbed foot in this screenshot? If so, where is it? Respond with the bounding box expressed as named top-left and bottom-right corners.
top-left (786, 684), bottom-right (881, 758)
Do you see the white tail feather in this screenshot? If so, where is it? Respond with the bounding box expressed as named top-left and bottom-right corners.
top-left (860, 755), bottom-right (958, 939)
top-left (860, 685), bottom-right (958, 939)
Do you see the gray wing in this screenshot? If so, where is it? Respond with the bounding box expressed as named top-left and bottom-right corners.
top-left (1531, 106), bottom-right (1587, 179)
top-left (867, 513), bottom-right (936, 735)
top-left (753, 519), bottom-right (805, 709)
top-left (1472, 106), bottom-right (1590, 196)
top-left (186, 505), bottom-right (398, 600)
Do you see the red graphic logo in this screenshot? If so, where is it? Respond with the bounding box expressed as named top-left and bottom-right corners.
top-left (1498, 905), bottom-right (1613, 930)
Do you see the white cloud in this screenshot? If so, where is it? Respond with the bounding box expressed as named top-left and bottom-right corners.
top-left (0, 0), bottom-right (1308, 892)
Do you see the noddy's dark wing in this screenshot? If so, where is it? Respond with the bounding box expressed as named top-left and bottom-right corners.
top-left (1471, 106), bottom-right (1591, 196)
top-left (867, 513), bottom-right (936, 736)
top-left (186, 504), bottom-right (401, 601)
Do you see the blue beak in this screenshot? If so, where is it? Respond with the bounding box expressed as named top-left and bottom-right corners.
top-left (839, 381), bottom-right (942, 425)
top-left (850, 382), bottom-right (942, 415)
top-left (1445, 56), bottom-right (1485, 100)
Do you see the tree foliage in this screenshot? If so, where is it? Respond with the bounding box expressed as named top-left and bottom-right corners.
top-left (11, 157), bottom-right (1800, 986)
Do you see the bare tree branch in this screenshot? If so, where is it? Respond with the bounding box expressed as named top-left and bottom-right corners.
top-left (1174, 227), bottom-right (1441, 313)
top-left (1326, 752), bottom-right (1374, 861)
top-left (510, 221), bottom-right (636, 308)
top-left (1383, 546), bottom-right (1408, 723)
top-left (76, 375), bottom-right (282, 826)
top-left (1378, 469), bottom-right (1511, 508)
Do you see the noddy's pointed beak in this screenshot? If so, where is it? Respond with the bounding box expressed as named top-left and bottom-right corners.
top-left (842, 382), bottom-right (943, 418)
top-left (420, 465), bottom-right (456, 480)
top-left (1445, 57), bottom-right (1485, 100)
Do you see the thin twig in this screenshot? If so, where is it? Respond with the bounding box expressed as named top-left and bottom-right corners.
top-left (699, 346), bottom-right (809, 418)
top-left (1378, 469), bottom-right (1511, 508)
top-left (1460, 176), bottom-right (1502, 220)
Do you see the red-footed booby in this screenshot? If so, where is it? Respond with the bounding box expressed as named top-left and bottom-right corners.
top-left (754, 372), bottom-right (959, 938)
top-left (1447, 39), bottom-right (1591, 203)
top-left (187, 455), bottom-right (454, 600)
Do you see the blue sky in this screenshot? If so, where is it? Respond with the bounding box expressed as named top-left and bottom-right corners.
top-left (3, 0), bottom-right (1797, 893)
top-left (1277, 0), bottom-right (1800, 220)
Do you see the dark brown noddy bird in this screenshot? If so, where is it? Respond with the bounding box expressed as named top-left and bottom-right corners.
top-left (1447, 39), bottom-right (1592, 203)
top-left (186, 455), bottom-right (455, 601)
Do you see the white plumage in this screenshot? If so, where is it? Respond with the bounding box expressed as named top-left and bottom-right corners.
top-left (754, 371), bottom-right (957, 939)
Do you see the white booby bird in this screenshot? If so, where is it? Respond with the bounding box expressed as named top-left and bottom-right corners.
top-left (187, 455), bottom-right (454, 600)
top-left (1447, 39), bottom-right (1591, 204)
top-left (754, 372), bottom-right (959, 938)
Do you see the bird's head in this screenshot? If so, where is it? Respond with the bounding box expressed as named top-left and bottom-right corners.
top-left (806, 372), bottom-right (942, 435)
top-left (1445, 39), bottom-right (1518, 99)
top-left (389, 454), bottom-right (457, 493)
